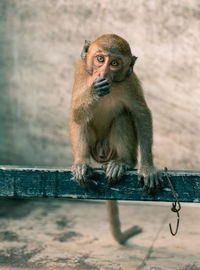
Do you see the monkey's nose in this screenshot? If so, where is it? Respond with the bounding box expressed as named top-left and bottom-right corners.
top-left (99, 67), bottom-right (109, 79)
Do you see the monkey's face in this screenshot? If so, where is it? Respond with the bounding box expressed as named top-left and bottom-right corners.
top-left (92, 50), bottom-right (125, 81)
top-left (81, 35), bottom-right (137, 83)
top-left (87, 48), bottom-right (131, 83)
top-left (86, 42), bottom-right (132, 82)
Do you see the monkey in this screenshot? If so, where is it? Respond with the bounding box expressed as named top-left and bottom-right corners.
top-left (69, 34), bottom-right (162, 244)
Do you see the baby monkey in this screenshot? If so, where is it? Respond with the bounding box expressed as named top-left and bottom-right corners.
top-left (69, 34), bottom-right (162, 244)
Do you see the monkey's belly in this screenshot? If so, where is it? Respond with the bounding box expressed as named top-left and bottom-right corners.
top-left (91, 140), bottom-right (115, 163)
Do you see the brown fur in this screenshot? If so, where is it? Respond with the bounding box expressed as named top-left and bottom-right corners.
top-left (69, 34), bottom-right (161, 244)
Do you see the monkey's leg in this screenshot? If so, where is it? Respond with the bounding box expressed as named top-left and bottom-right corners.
top-left (106, 200), bottom-right (142, 244)
top-left (104, 113), bottom-right (137, 185)
top-left (70, 122), bottom-right (95, 186)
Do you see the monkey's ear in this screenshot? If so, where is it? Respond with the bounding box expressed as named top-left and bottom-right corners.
top-left (81, 40), bottom-right (91, 60)
top-left (127, 55), bottom-right (138, 76)
top-left (131, 55), bottom-right (138, 66)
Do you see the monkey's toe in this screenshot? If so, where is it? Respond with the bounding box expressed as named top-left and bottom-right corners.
top-left (143, 177), bottom-right (154, 194)
top-left (71, 164), bottom-right (93, 187)
top-left (105, 161), bottom-right (129, 186)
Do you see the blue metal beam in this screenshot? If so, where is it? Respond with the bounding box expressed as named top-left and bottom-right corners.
top-left (0, 167), bottom-right (199, 202)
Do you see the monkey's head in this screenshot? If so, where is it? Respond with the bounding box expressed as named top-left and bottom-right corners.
top-left (81, 34), bottom-right (137, 82)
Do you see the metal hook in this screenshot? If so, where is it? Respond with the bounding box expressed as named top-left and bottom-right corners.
top-left (165, 167), bottom-right (181, 236)
top-left (169, 201), bottom-right (181, 236)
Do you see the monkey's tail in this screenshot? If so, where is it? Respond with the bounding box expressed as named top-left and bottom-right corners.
top-left (106, 200), bottom-right (142, 244)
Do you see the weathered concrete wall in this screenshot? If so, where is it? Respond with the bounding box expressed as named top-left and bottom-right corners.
top-left (0, 0), bottom-right (199, 169)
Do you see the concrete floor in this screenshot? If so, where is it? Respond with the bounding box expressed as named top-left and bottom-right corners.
top-left (0, 198), bottom-right (199, 270)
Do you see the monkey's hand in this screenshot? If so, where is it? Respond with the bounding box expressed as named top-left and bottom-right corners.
top-left (138, 166), bottom-right (163, 194)
top-left (91, 77), bottom-right (110, 97)
top-left (71, 163), bottom-right (93, 187)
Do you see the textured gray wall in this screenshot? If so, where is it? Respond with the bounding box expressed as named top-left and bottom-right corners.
top-left (0, 0), bottom-right (199, 169)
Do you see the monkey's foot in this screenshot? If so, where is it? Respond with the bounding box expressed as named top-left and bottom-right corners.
top-left (71, 163), bottom-right (93, 187)
top-left (102, 160), bottom-right (131, 186)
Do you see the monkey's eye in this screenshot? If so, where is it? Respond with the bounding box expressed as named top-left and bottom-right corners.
top-left (110, 60), bottom-right (119, 66)
top-left (96, 55), bottom-right (105, 62)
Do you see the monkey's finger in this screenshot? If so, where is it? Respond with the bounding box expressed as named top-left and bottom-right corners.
top-left (71, 165), bottom-right (79, 179)
top-left (94, 77), bottom-right (107, 83)
top-left (96, 76), bottom-right (110, 82)
top-left (106, 162), bottom-right (117, 185)
top-left (106, 161), bottom-right (114, 175)
top-left (148, 175), bottom-right (156, 194)
top-left (116, 165), bottom-right (125, 179)
top-left (94, 80), bottom-right (110, 88)
top-left (101, 162), bottom-right (108, 171)
top-left (81, 164), bottom-right (87, 175)
top-left (111, 166), bottom-right (118, 179)
top-left (77, 166), bottom-right (87, 187)
top-left (76, 173), bottom-right (86, 187)
top-left (154, 174), bottom-right (161, 190)
top-left (80, 174), bottom-right (88, 187)
top-left (106, 164), bottom-right (115, 181)
top-left (97, 86), bottom-right (110, 93)
top-left (94, 77), bottom-right (110, 85)
top-left (143, 176), bottom-right (150, 192)
top-left (154, 171), bottom-right (164, 189)
top-left (83, 165), bottom-right (94, 186)
top-left (159, 175), bottom-right (165, 189)
top-left (111, 165), bottom-right (121, 180)
top-left (95, 86), bottom-right (110, 95)
top-left (72, 170), bottom-right (78, 181)
top-left (71, 164), bottom-right (89, 187)
top-left (96, 86), bottom-right (110, 95)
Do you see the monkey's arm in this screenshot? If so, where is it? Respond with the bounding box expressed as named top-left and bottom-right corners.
top-left (135, 103), bottom-right (161, 192)
top-left (126, 76), bottom-right (162, 192)
top-left (135, 103), bottom-right (154, 166)
top-left (71, 61), bottom-right (97, 123)
top-left (71, 61), bottom-right (110, 123)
